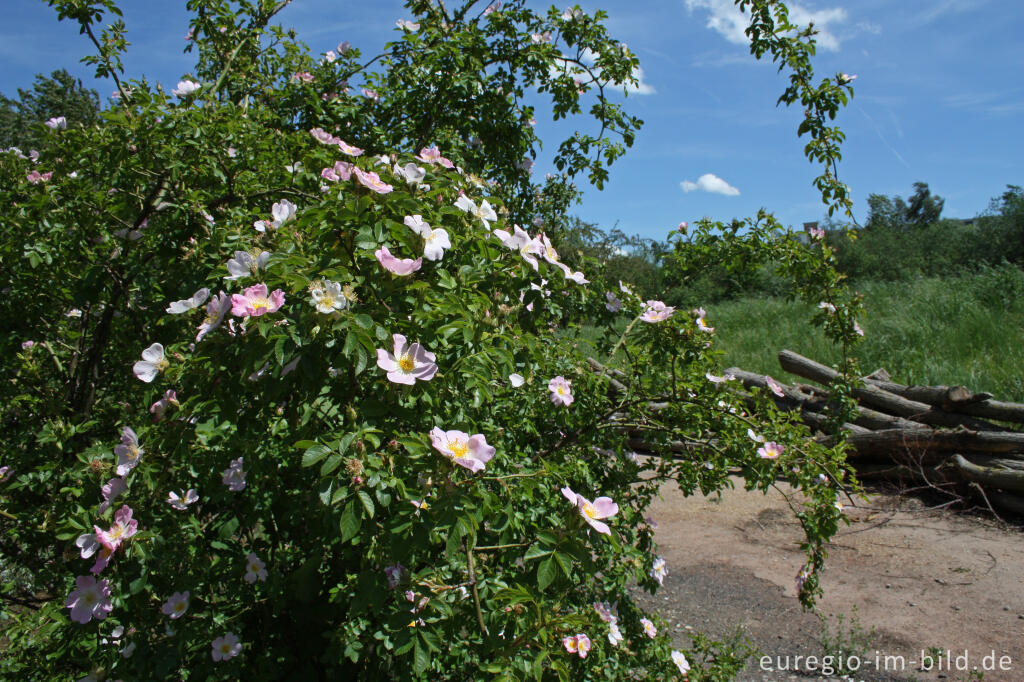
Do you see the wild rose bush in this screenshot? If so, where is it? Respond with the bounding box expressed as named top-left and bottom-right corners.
top-left (1, 1), bottom-right (857, 679)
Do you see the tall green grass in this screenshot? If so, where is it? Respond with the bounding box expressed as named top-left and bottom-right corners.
top-left (706, 265), bottom-right (1024, 402)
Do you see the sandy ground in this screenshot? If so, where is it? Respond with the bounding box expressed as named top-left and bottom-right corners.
top-left (633, 478), bottom-right (1024, 681)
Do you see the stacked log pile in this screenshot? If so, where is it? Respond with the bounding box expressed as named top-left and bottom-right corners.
top-left (727, 350), bottom-right (1024, 516)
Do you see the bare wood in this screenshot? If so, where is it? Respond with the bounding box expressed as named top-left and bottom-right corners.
top-left (778, 350), bottom-right (1006, 431)
top-left (799, 409), bottom-right (870, 435)
top-left (863, 378), bottom-right (994, 410)
top-left (951, 454), bottom-right (1024, 494)
top-left (585, 356), bottom-right (629, 395)
top-left (729, 366), bottom-right (932, 431)
top-left (948, 399), bottom-right (1024, 424)
top-left (841, 428), bottom-right (1024, 457)
top-left (982, 489), bottom-right (1024, 517)
top-left (854, 463), bottom-right (954, 483)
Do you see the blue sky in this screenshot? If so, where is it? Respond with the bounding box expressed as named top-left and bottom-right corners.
top-left (3, 0), bottom-right (1021, 241)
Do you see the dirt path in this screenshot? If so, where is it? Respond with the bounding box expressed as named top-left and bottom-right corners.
top-left (634, 478), bottom-right (1024, 681)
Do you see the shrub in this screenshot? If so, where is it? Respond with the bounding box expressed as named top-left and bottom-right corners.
top-left (0, 1), bottom-right (855, 679)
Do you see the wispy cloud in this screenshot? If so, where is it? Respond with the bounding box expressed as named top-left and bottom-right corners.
top-left (683, 0), bottom-right (848, 52)
top-left (944, 90), bottom-right (1024, 115)
top-left (680, 173), bottom-right (740, 196)
top-left (856, 105), bottom-right (909, 169)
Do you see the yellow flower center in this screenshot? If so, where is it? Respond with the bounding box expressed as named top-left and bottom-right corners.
top-left (126, 445), bottom-right (140, 461)
top-left (108, 525), bottom-right (125, 540)
top-left (449, 440), bottom-right (468, 458)
top-left (157, 358), bottom-right (170, 371)
top-left (398, 354), bottom-right (415, 372)
top-left (251, 297), bottom-right (269, 312)
top-left (583, 502), bottom-right (598, 519)
top-left (83, 592), bottom-right (97, 605)
top-left (220, 644), bottom-right (232, 654)
top-left (174, 601), bottom-right (186, 612)
top-left (557, 386), bottom-right (567, 395)
top-left (545, 246), bottom-right (558, 261)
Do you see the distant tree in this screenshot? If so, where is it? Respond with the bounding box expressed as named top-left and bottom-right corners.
top-left (0, 69), bottom-right (101, 149)
top-left (978, 185), bottom-right (1024, 264)
top-left (905, 181), bottom-right (944, 226)
top-left (865, 181), bottom-right (944, 231)
top-left (556, 216), bottom-right (669, 298)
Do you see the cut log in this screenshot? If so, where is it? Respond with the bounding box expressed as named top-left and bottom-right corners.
top-left (863, 378), bottom-right (994, 410)
top-left (949, 399), bottom-right (1024, 425)
top-left (585, 357), bottom-right (629, 395)
top-left (950, 454), bottom-right (1024, 495)
top-left (778, 350), bottom-right (1006, 431)
top-left (854, 463), bottom-right (954, 484)
top-left (840, 428), bottom-right (1024, 458)
top-left (799, 409), bottom-right (870, 435)
top-left (981, 489), bottom-right (1024, 517)
top-left (728, 366), bottom-right (937, 432)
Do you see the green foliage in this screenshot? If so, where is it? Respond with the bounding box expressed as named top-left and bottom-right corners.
top-left (0, 69), bottom-right (101, 149)
top-left (0, 1), bottom-right (855, 680)
top-left (865, 181), bottom-right (944, 231)
top-left (554, 216), bottom-right (670, 299)
top-left (710, 264), bottom-right (1024, 402)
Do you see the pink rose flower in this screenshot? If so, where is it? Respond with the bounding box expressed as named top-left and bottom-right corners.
top-left (230, 283), bottom-right (285, 318)
top-left (222, 457), bottom-right (246, 491)
top-left (640, 617), bottom-right (657, 638)
top-left (66, 575), bottom-right (113, 624)
top-left (376, 334), bottom-right (437, 385)
top-left (757, 441), bottom-right (784, 460)
top-left (353, 167), bottom-right (393, 194)
top-left (375, 245), bottom-right (422, 276)
top-left (310, 127), bottom-right (339, 145)
top-left (562, 633), bottom-right (591, 658)
top-left (99, 477), bottom-right (127, 514)
top-left (337, 139), bottom-right (364, 156)
top-left (161, 590), bottom-right (190, 619)
top-left (384, 563), bottom-right (406, 589)
top-left (114, 427), bottom-right (143, 476)
top-left (561, 486), bottom-right (618, 535)
top-left (429, 428), bottom-right (495, 473)
top-left (244, 553), bottom-right (267, 583)
top-left (641, 300), bottom-right (675, 323)
top-left (548, 376), bottom-right (573, 406)
top-left (94, 505), bottom-right (139, 553)
top-left (150, 389), bottom-right (179, 421)
top-left (211, 632), bottom-right (241, 661)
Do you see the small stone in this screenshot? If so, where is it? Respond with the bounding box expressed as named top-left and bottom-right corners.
top-left (885, 584), bottom-right (891, 589)
top-left (908, 602), bottom-right (916, 607)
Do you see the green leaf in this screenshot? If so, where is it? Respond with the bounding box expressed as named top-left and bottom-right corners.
top-left (523, 545), bottom-right (551, 562)
top-left (413, 638), bottom-right (429, 674)
top-left (320, 453), bottom-right (343, 476)
top-left (357, 490), bottom-right (375, 518)
top-left (340, 501), bottom-right (361, 543)
top-left (537, 557), bottom-right (556, 591)
top-left (301, 443), bottom-right (331, 468)
top-left (552, 551), bottom-right (572, 578)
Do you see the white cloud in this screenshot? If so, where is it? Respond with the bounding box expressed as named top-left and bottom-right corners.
top-left (571, 49), bottom-right (657, 96)
top-left (683, 0), bottom-right (848, 52)
top-left (620, 66), bottom-right (656, 95)
top-left (680, 173), bottom-right (740, 196)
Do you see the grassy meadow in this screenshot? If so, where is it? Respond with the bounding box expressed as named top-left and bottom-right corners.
top-left (705, 265), bottom-right (1024, 402)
